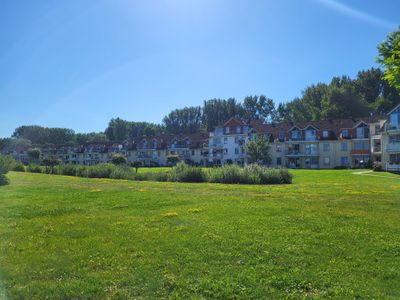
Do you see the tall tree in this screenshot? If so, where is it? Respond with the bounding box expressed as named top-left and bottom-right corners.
top-left (163, 106), bottom-right (203, 134)
top-left (202, 98), bottom-right (245, 131)
top-left (244, 136), bottom-right (271, 165)
top-left (243, 95), bottom-right (275, 122)
top-left (377, 27), bottom-right (400, 92)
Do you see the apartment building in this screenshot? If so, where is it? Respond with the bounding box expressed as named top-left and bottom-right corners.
top-left (9, 104), bottom-right (400, 172)
top-left (250, 116), bottom-right (381, 169)
top-left (380, 104), bottom-right (400, 172)
top-left (207, 118), bottom-right (251, 166)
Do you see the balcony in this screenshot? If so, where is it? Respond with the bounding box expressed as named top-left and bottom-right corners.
top-left (350, 150), bottom-right (370, 155)
top-left (387, 142), bottom-right (400, 153)
top-left (386, 163), bottom-right (400, 172)
top-left (385, 123), bottom-right (400, 133)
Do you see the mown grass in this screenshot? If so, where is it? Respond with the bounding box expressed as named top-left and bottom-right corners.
top-left (0, 170), bottom-right (399, 299)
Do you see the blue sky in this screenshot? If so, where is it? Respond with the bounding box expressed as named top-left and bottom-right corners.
top-left (0, 0), bottom-right (399, 138)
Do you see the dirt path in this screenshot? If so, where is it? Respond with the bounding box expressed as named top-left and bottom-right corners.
top-left (352, 170), bottom-right (400, 179)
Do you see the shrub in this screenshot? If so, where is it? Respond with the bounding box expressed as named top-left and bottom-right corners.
top-left (57, 164), bottom-right (78, 176)
top-left (85, 164), bottom-right (116, 178)
top-left (110, 166), bottom-right (135, 180)
top-left (0, 174), bottom-right (9, 185)
top-left (27, 164), bottom-right (42, 173)
top-left (169, 162), bottom-right (207, 183)
top-left (373, 161), bottom-right (383, 172)
top-left (12, 161), bottom-right (25, 172)
top-left (0, 155), bottom-right (15, 175)
top-left (334, 166), bottom-right (347, 170)
top-left (209, 164), bottom-right (245, 184)
top-left (111, 154), bottom-right (127, 165)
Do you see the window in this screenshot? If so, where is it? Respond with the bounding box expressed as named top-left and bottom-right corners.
top-left (341, 157), bottom-right (348, 166)
top-left (305, 128), bottom-right (316, 141)
top-left (215, 127), bottom-right (223, 135)
top-left (356, 126), bottom-right (366, 138)
top-left (374, 125), bottom-right (380, 135)
top-left (236, 126), bottom-right (241, 134)
top-left (234, 137), bottom-right (239, 144)
top-left (224, 137), bottom-right (228, 144)
top-left (322, 130), bottom-right (329, 138)
top-left (323, 157), bottom-right (330, 166)
top-left (354, 141), bottom-right (369, 151)
top-left (323, 143), bottom-right (330, 152)
top-left (225, 127), bottom-right (230, 134)
top-left (191, 150), bottom-right (195, 156)
top-left (278, 132), bottom-right (285, 141)
top-left (243, 126), bottom-right (249, 133)
top-left (340, 142), bottom-right (348, 151)
top-left (235, 148), bottom-right (239, 154)
top-left (291, 129), bottom-right (301, 140)
top-left (276, 145), bottom-right (282, 153)
top-left (342, 129), bottom-right (349, 138)
top-left (277, 157), bottom-right (282, 165)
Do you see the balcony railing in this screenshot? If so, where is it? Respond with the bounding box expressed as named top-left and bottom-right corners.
top-left (386, 163), bottom-right (400, 171)
top-left (385, 123), bottom-right (400, 131)
top-left (387, 142), bottom-right (400, 152)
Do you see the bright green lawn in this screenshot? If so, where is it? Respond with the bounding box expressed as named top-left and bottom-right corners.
top-left (0, 170), bottom-right (400, 299)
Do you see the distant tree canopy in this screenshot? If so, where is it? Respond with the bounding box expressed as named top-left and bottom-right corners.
top-left (163, 106), bottom-right (203, 134)
top-left (378, 27), bottom-right (400, 92)
top-left (273, 69), bottom-right (400, 123)
top-left (12, 126), bottom-right (75, 145)
top-left (104, 118), bottom-right (163, 142)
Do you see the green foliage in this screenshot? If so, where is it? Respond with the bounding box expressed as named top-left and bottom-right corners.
top-left (111, 154), bottom-right (127, 165)
top-left (167, 155), bottom-right (181, 166)
top-left (163, 106), bottom-right (203, 134)
top-left (12, 125), bottom-right (75, 145)
top-left (131, 161), bottom-right (142, 173)
top-left (168, 162), bottom-right (207, 182)
top-left (27, 148), bottom-right (41, 161)
top-left (42, 155), bottom-right (61, 167)
top-left (105, 118), bottom-right (163, 141)
top-left (378, 27), bottom-right (400, 92)
top-left (0, 174), bottom-right (9, 185)
top-left (27, 164), bottom-right (42, 173)
top-left (12, 161), bottom-right (25, 172)
top-left (243, 95), bottom-right (275, 122)
top-left (85, 164), bottom-right (116, 178)
top-left (202, 98), bottom-right (245, 131)
top-left (244, 136), bottom-right (272, 164)
top-left (0, 155), bottom-right (16, 175)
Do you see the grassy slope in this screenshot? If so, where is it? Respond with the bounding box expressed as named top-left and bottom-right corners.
top-left (0, 170), bottom-right (399, 299)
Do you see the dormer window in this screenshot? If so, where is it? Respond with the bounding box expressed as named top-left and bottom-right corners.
top-left (243, 126), bottom-right (249, 134)
top-left (225, 127), bottom-right (230, 134)
top-left (236, 126), bottom-right (241, 134)
top-left (305, 127), bottom-right (316, 141)
top-left (389, 106), bottom-right (400, 129)
top-left (356, 125), bottom-right (369, 139)
top-left (291, 128), bottom-right (301, 140)
top-left (322, 131), bottom-right (329, 138)
top-left (185, 138), bottom-right (190, 145)
top-left (342, 129), bottom-right (349, 138)
top-left (216, 127), bottom-right (223, 136)
top-left (278, 132), bottom-right (284, 141)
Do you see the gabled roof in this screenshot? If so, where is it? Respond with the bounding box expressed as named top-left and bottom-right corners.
top-left (223, 117), bottom-right (247, 127)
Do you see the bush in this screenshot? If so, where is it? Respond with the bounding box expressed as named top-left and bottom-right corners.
top-left (110, 166), bottom-right (135, 180)
top-left (0, 155), bottom-right (15, 175)
top-left (373, 161), bottom-right (383, 172)
top-left (57, 164), bottom-right (78, 176)
top-left (111, 154), bottom-right (127, 165)
top-left (209, 164), bottom-right (245, 184)
top-left (85, 164), bottom-right (116, 178)
top-left (0, 174), bottom-right (9, 185)
top-left (12, 161), bottom-right (25, 172)
top-left (334, 166), bottom-right (347, 170)
top-left (169, 162), bottom-right (207, 183)
top-left (27, 164), bottom-right (42, 173)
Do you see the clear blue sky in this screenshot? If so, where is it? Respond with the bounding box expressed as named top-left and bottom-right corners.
top-left (1, 0), bottom-right (399, 138)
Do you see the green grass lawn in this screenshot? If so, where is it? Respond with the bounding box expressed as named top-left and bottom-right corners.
top-left (0, 170), bottom-right (400, 299)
